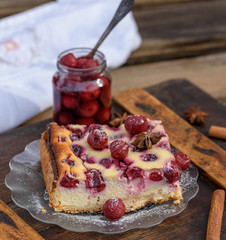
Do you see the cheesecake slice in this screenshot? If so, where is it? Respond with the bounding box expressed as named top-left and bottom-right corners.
top-left (40, 115), bottom-right (183, 213)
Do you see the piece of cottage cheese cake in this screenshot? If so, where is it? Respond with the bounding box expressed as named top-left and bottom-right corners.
top-left (40, 115), bottom-right (186, 213)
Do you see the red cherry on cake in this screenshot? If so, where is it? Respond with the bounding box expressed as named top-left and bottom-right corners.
top-left (110, 140), bottom-right (129, 160)
top-left (78, 100), bottom-right (99, 117)
top-left (79, 81), bottom-right (101, 101)
top-left (149, 170), bottom-right (163, 181)
top-left (71, 144), bottom-right (84, 157)
top-left (62, 95), bottom-right (78, 109)
top-left (174, 151), bottom-right (190, 170)
top-left (88, 123), bottom-right (102, 132)
top-left (85, 169), bottom-right (106, 193)
top-left (163, 161), bottom-right (182, 184)
top-left (88, 129), bottom-right (108, 150)
top-left (60, 173), bottom-right (79, 188)
top-left (69, 128), bottom-right (82, 142)
top-left (125, 115), bottom-right (148, 134)
top-left (126, 166), bottom-right (144, 180)
top-left (103, 198), bottom-right (126, 220)
top-left (100, 158), bottom-right (112, 169)
top-left (60, 53), bottom-right (77, 68)
top-left (143, 153), bottom-right (158, 162)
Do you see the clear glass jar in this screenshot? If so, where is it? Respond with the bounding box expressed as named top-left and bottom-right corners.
top-left (53, 48), bottom-right (111, 126)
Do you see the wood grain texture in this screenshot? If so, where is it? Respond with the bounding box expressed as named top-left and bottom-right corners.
top-left (0, 199), bottom-right (44, 240)
top-left (111, 53), bottom-right (226, 102)
top-left (129, 1), bottom-right (226, 63)
top-left (113, 88), bottom-right (226, 189)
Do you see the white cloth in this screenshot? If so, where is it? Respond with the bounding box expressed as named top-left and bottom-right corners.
top-left (0, 0), bottom-right (141, 133)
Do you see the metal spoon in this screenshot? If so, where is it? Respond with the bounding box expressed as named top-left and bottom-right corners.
top-left (89, 0), bottom-right (134, 57)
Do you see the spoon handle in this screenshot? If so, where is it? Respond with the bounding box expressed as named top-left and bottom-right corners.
top-left (90, 0), bottom-right (134, 57)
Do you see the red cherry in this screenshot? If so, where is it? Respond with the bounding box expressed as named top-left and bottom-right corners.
top-left (83, 59), bottom-right (99, 69)
top-left (125, 166), bottom-right (144, 180)
top-left (77, 57), bottom-right (99, 69)
top-left (71, 144), bottom-right (83, 157)
top-left (77, 57), bottom-right (88, 68)
top-left (53, 72), bottom-right (59, 84)
top-left (78, 100), bottom-right (99, 117)
top-left (99, 77), bottom-right (111, 107)
top-left (125, 115), bottom-right (148, 134)
top-left (149, 170), bottom-right (163, 181)
top-left (99, 158), bottom-right (112, 169)
top-left (96, 107), bottom-right (111, 124)
top-left (60, 53), bottom-right (77, 68)
top-left (110, 140), bottom-right (129, 160)
top-left (99, 76), bottom-right (110, 88)
top-left (85, 169), bottom-right (106, 193)
top-left (163, 161), bottom-right (182, 183)
top-left (60, 173), bottom-right (79, 188)
top-left (75, 117), bottom-right (95, 126)
top-left (174, 151), bottom-right (190, 170)
top-left (87, 129), bottom-right (108, 150)
top-left (103, 198), bottom-right (126, 220)
top-left (79, 81), bottom-right (101, 101)
top-left (69, 129), bottom-right (82, 142)
top-left (143, 153), bottom-right (158, 162)
top-left (58, 111), bottom-right (75, 125)
top-left (62, 95), bottom-right (78, 109)
top-left (88, 123), bottom-right (102, 132)
top-left (66, 74), bottom-right (83, 82)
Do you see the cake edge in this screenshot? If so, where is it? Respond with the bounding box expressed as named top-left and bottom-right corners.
top-left (40, 131), bottom-right (58, 208)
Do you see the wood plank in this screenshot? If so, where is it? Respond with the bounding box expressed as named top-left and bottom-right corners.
top-left (0, 0), bottom-right (211, 19)
top-left (0, 0), bottom-right (53, 18)
top-left (113, 88), bottom-right (226, 189)
top-left (129, 1), bottom-right (226, 63)
top-left (111, 52), bottom-right (226, 102)
top-left (0, 199), bottom-right (44, 240)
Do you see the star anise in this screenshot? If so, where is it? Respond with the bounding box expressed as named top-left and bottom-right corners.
top-left (109, 112), bottom-right (128, 127)
top-left (131, 129), bottom-right (161, 150)
top-left (184, 107), bottom-right (208, 125)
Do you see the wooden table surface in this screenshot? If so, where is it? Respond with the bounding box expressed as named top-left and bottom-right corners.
top-left (0, 0), bottom-right (226, 239)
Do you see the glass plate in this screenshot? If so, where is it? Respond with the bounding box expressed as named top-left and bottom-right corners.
top-left (5, 140), bottom-right (199, 234)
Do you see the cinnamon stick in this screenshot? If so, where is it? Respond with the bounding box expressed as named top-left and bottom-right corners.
top-left (209, 125), bottom-right (226, 140)
top-left (206, 189), bottom-right (225, 240)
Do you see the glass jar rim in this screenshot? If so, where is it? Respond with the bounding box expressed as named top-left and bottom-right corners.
top-left (57, 47), bottom-right (106, 73)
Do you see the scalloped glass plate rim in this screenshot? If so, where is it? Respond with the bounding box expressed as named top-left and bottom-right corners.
top-left (5, 140), bottom-right (199, 234)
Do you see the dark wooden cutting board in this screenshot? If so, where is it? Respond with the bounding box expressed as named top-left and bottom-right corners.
top-left (0, 79), bottom-right (225, 240)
